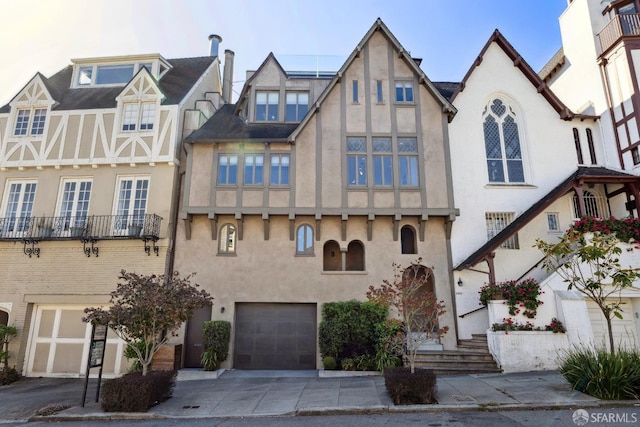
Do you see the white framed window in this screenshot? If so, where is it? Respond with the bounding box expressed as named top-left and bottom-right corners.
top-left (296, 224), bottom-right (314, 255)
top-left (270, 154), bottom-right (290, 185)
top-left (13, 108), bottom-right (47, 136)
top-left (114, 176), bottom-right (149, 235)
top-left (244, 154), bottom-right (264, 185)
top-left (395, 81), bottom-right (414, 103)
top-left (547, 213), bottom-right (560, 232)
top-left (347, 137), bottom-right (367, 186)
top-left (483, 98), bottom-right (525, 183)
top-left (121, 102), bottom-right (155, 132)
top-left (1, 180), bottom-right (37, 236)
top-left (285, 92), bottom-right (309, 122)
top-left (486, 212), bottom-right (519, 249)
top-left (218, 154), bottom-right (238, 185)
top-left (255, 91), bottom-right (279, 122)
top-left (75, 62), bottom-right (158, 87)
top-left (56, 179), bottom-right (92, 234)
top-left (219, 223), bottom-right (236, 254)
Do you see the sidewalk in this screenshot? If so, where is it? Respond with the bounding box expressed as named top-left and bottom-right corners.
top-left (1, 369), bottom-right (637, 423)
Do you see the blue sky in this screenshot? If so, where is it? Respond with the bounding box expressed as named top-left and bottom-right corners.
top-left (0, 0), bottom-right (568, 105)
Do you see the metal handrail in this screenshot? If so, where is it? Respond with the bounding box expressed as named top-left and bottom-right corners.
top-left (458, 305), bottom-right (487, 319)
top-left (0, 214), bottom-right (162, 241)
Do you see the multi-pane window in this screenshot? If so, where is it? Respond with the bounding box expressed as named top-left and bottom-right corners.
top-left (373, 137), bottom-right (392, 186)
top-left (633, 147), bottom-right (640, 166)
top-left (483, 99), bottom-right (525, 183)
top-left (218, 155), bottom-right (238, 185)
top-left (270, 154), bottom-right (290, 185)
top-left (347, 137), bottom-right (367, 186)
top-left (486, 212), bottom-right (519, 249)
top-left (58, 179), bottom-right (92, 232)
top-left (547, 213), bottom-right (560, 232)
top-left (296, 224), bottom-right (314, 255)
top-left (115, 177), bottom-right (149, 233)
top-left (244, 154), bottom-right (264, 185)
top-left (395, 81), bottom-right (414, 103)
top-left (398, 137), bottom-right (419, 186)
top-left (13, 108), bottom-right (47, 136)
top-left (122, 102), bottom-right (155, 132)
top-left (219, 224), bottom-right (236, 254)
top-left (573, 190), bottom-right (606, 218)
top-left (255, 91), bottom-right (279, 122)
top-left (1, 181), bottom-right (37, 234)
top-left (285, 92), bottom-right (309, 122)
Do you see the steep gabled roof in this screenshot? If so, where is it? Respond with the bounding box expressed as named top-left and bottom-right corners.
top-left (455, 166), bottom-right (640, 270)
top-left (450, 30), bottom-right (596, 121)
top-left (233, 53), bottom-right (288, 116)
top-left (187, 104), bottom-right (297, 143)
top-left (288, 18), bottom-right (458, 142)
top-left (0, 56), bottom-right (216, 112)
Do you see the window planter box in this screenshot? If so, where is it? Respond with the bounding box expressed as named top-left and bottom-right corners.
top-left (487, 330), bottom-right (569, 373)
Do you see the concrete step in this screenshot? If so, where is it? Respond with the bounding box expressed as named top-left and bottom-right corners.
top-left (414, 351), bottom-right (494, 362)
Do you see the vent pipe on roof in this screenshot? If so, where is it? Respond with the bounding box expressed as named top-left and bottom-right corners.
top-left (208, 34), bottom-right (222, 57)
top-left (223, 49), bottom-right (235, 104)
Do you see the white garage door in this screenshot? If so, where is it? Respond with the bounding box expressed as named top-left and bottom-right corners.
top-left (26, 305), bottom-right (128, 378)
top-left (587, 299), bottom-right (638, 350)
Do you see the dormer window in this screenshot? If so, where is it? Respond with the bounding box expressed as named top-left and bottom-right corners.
top-left (285, 92), bottom-right (309, 122)
top-left (122, 102), bottom-right (155, 132)
top-left (75, 59), bottom-right (166, 87)
top-left (255, 91), bottom-right (279, 122)
top-left (13, 108), bottom-right (47, 136)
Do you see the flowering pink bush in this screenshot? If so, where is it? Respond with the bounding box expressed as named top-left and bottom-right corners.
top-left (571, 216), bottom-right (640, 244)
top-left (479, 278), bottom-right (543, 318)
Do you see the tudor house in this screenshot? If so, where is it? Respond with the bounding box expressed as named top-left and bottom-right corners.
top-left (174, 19), bottom-right (460, 370)
top-left (0, 37), bottom-right (232, 377)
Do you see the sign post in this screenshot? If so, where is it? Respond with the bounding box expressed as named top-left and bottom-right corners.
top-left (81, 324), bottom-right (107, 407)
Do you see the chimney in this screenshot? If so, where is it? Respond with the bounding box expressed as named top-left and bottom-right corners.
top-left (208, 34), bottom-right (222, 57)
top-left (223, 49), bottom-right (235, 104)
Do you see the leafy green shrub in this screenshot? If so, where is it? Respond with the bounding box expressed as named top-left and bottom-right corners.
top-left (373, 319), bottom-right (403, 372)
top-left (101, 370), bottom-right (177, 412)
top-left (559, 345), bottom-right (640, 400)
top-left (322, 356), bottom-right (337, 370)
top-left (201, 321), bottom-right (231, 370)
top-left (384, 367), bottom-right (437, 404)
top-left (124, 340), bottom-right (152, 372)
top-left (318, 300), bottom-right (387, 368)
top-left (0, 325), bottom-right (18, 369)
top-left (0, 366), bottom-right (21, 385)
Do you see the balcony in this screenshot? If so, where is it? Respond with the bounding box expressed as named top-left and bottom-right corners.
top-left (0, 214), bottom-right (162, 257)
top-left (598, 13), bottom-right (640, 54)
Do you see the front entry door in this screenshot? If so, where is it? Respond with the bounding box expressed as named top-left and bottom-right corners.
top-left (184, 305), bottom-right (212, 368)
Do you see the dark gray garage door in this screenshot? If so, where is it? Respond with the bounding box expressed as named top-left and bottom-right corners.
top-left (234, 303), bottom-right (317, 370)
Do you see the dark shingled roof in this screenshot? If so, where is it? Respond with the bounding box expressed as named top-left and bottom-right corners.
top-left (432, 82), bottom-right (460, 102)
top-left (1, 56), bottom-right (215, 112)
top-left (187, 104), bottom-right (298, 143)
top-left (455, 166), bottom-right (640, 270)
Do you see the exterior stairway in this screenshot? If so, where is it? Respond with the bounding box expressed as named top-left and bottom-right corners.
top-left (413, 334), bottom-right (502, 375)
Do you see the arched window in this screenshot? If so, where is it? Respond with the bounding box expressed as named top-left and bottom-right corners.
top-left (483, 98), bottom-right (525, 183)
top-left (586, 128), bottom-right (597, 165)
top-left (296, 224), bottom-right (314, 255)
top-left (573, 128), bottom-right (584, 164)
top-left (346, 240), bottom-right (365, 271)
top-left (218, 224), bottom-right (236, 254)
top-left (401, 225), bottom-right (417, 254)
top-left (323, 240), bottom-right (341, 271)
top-left (0, 310), bottom-right (8, 327)
top-left (573, 190), bottom-right (605, 218)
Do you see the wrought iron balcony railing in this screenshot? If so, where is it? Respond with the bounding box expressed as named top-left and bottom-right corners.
top-left (598, 13), bottom-right (640, 53)
top-left (0, 214), bottom-right (162, 257)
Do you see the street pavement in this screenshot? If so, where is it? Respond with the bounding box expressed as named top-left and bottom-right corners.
top-left (0, 369), bottom-right (637, 423)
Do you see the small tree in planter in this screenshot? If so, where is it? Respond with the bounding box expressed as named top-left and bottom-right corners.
top-left (0, 325), bottom-right (20, 385)
top-left (201, 321), bottom-right (231, 371)
top-left (535, 227), bottom-right (640, 353)
top-left (84, 270), bottom-right (213, 376)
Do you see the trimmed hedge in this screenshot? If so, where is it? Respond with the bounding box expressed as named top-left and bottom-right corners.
top-left (101, 370), bottom-right (176, 412)
top-left (318, 300), bottom-right (387, 368)
top-left (201, 320), bottom-right (231, 370)
top-left (384, 367), bottom-right (437, 404)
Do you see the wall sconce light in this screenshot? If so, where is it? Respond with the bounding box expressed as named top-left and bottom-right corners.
top-left (457, 278), bottom-right (463, 287)
top-left (220, 307), bottom-right (225, 313)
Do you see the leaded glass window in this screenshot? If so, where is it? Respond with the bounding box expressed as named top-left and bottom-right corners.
top-left (483, 99), bottom-right (525, 183)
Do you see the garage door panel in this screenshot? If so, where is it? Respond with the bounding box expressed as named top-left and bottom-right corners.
top-left (587, 300), bottom-right (638, 349)
top-left (234, 303), bottom-right (317, 370)
top-left (33, 343), bottom-right (50, 372)
top-left (52, 343), bottom-right (84, 372)
top-left (38, 310), bottom-right (55, 337)
top-left (58, 310), bottom-right (86, 338)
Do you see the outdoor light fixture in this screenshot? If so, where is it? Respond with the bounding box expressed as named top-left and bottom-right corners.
top-left (220, 306), bottom-right (225, 313)
top-left (457, 278), bottom-right (463, 287)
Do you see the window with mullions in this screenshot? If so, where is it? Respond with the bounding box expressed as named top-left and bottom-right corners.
top-left (296, 224), bottom-right (314, 255)
top-left (373, 137), bottom-right (393, 186)
top-left (398, 137), bottom-right (419, 186)
top-left (244, 154), bottom-right (264, 185)
top-left (219, 223), bottom-right (236, 254)
top-left (395, 81), bottom-right (414, 103)
top-left (347, 137), bottom-right (367, 186)
top-left (255, 91), bottom-right (279, 122)
top-left (122, 102), bottom-right (155, 132)
top-left (218, 155), bottom-right (238, 185)
top-left (57, 179), bottom-right (92, 233)
top-left (483, 98), bottom-right (525, 183)
top-left (285, 92), bottom-right (309, 122)
top-left (270, 154), bottom-right (290, 185)
top-left (1, 180), bottom-right (37, 235)
top-left (115, 177), bottom-right (148, 234)
top-left (13, 108), bottom-right (47, 136)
